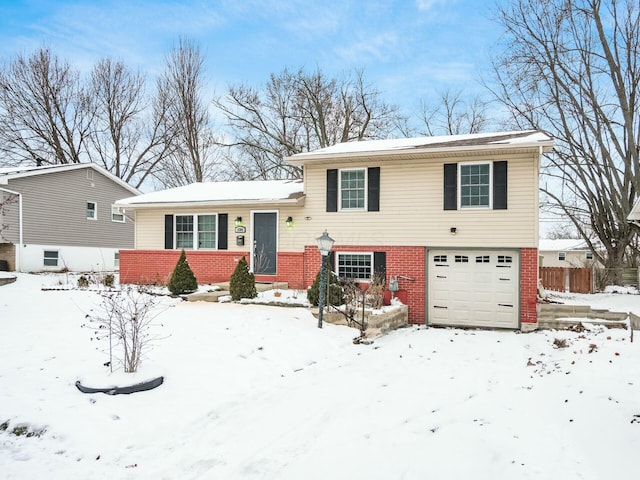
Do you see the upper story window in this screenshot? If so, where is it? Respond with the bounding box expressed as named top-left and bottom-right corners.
top-left (111, 205), bottom-right (125, 223)
top-left (340, 169), bottom-right (366, 210)
top-left (87, 202), bottom-right (97, 220)
top-left (460, 162), bottom-right (491, 208)
top-left (176, 214), bottom-right (217, 250)
top-left (585, 251), bottom-right (593, 260)
top-left (444, 161), bottom-right (507, 211)
top-left (558, 252), bottom-right (566, 261)
top-left (337, 252), bottom-right (373, 280)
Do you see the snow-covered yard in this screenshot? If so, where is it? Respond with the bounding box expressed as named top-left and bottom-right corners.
top-left (1, 273), bottom-right (640, 479)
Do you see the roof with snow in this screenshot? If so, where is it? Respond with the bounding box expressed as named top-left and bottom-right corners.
top-left (538, 239), bottom-right (591, 252)
top-left (0, 163), bottom-right (140, 195)
top-left (629, 198), bottom-right (640, 222)
top-left (286, 130), bottom-right (553, 163)
top-left (116, 179), bottom-right (304, 208)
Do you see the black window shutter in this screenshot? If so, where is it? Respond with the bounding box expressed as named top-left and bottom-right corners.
top-left (368, 167), bottom-right (380, 212)
top-left (493, 161), bottom-right (508, 210)
top-left (444, 163), bottom-right (457, 210)
top-left (164, 214), bottom-right (174, 249)
top-left (373, 251), bottom-right (386, 277)
top-left (326, 169), bottom-right (338, 212)
top-left (218, 213), bottom-right (228, 250)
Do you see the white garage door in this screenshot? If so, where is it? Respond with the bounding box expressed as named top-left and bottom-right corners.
top-left (428, 250), bottom-right (519, 329)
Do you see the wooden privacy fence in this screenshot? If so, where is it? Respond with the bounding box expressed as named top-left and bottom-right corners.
top-left (539, 267), bottom-right (593, 294)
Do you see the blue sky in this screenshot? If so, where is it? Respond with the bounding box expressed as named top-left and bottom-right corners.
top-left (0, 0), bottom-right (503, 118)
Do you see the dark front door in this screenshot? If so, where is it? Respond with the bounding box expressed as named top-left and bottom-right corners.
top-left (253, 212), bottom-right (277, 275)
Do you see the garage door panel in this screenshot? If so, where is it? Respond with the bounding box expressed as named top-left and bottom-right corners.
top-left (428, 250), bottom-right (519, 329)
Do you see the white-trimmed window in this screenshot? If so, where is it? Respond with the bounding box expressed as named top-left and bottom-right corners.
top-left (558, 252), bottom-right (566, 261)
top-left (337, 252), bottom-right (373, 280)
top-left (586, 251), bottom-right (593, 260)
top-left (459, 162), bottom-right (491, 208)
top-left (43, 250), bottom-right (59, 267)
top-left (111, 205), bottom-right (125, 223)
top-left (175, 214), bottom-right (217, 250)
top-left (340, 168), bottom-right (366, 210)
top-left (87, 201), bottom-right (97, 220)
top-left (114, 252), bottom-right (120, 267)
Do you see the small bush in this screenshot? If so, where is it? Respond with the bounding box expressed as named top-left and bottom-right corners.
top-left (168, 250), bottom-right (198, 295)
top-left (102, 273), bottom-right (115, 288)
top-left (307, 258), bottom-right (344, 306)
top-left (229, 256), bottom-right (257, 301)
top-left (77, 275), bottom-right (90, 288)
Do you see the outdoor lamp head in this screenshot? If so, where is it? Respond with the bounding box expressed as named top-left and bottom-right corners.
top-left (316, 229), bottom-right (335, 256)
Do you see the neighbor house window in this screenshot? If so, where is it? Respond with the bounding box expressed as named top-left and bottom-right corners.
top-left (175, 214), bottom-right (217, 250)
top-left (460, 162), bottom-right (491, 208)
top-left (114, 252), bottom-right (120, 267)
top-left (43, 250), bottom-right (59, 267)
top-left (111, 205), bottom-right (125, 223)
top-left (340, 169), bottom-right (366, 210)
top-left (586, 252), bottom-right (593, 260)
top-left (558, 252), bottom-right (566, 261)
top-left (87, 201), bottom-right (97, 220)
top-left (337, 253), bottom-right (373, 280)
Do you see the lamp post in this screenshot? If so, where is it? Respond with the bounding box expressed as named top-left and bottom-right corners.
top-left (316, 229), bottom-right (335, 329)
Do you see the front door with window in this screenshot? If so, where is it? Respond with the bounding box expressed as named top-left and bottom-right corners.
top-left (252, 212), bottom-right (277, 275)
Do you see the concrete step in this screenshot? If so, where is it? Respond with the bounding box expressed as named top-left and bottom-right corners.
top-left (186, 281), bottom-right (288, 303)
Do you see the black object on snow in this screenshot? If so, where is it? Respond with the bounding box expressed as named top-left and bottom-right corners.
top-left (75, 376), bottom-right (164, 395)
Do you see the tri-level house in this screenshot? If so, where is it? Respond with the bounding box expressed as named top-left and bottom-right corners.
top-left (116, 130), bottom-right (553, 330)
top-left (0, 163), bottom-right (138, 272)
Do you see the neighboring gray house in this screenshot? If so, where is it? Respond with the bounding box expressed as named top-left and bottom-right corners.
top-left (0, 163), bottom-right (139, 272)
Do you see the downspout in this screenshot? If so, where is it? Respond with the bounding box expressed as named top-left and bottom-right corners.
top-left (0, 187), bottom-right (23, 271)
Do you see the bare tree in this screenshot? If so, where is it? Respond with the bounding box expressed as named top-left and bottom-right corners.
top-left (0, 47), bottom-right (93, 166)
top-left (155, 38), bottom-right (219, 187)
top-left (417, 89), bottom-right (491, 136)
top-left (489, 0), bottom-right (640, 282)
top-left (89, 58), bottom-right (173, 189)
top-left (214, 67), bottom-right (406, 180)
top-left (86, 286), bottom-right (163, 373)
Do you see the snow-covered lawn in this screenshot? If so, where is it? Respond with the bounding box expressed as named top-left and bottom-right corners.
top-left (1, 273), bottom-right (640, 479)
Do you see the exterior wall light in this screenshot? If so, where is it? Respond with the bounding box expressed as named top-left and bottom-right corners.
top-left (450, 227), bottom-right (457, 235)
top-left (235, 216), bottom-right (243, 227)
top-left (286, 216), bottom-right (294, 227)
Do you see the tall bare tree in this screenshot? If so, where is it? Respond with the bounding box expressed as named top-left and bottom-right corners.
top-left (214, 67), bottom-right (405, 180)
top-left (417, 89), bottom-right (491, 136)
top-left (89, 58), bottom-right (173, 189)
top-left (0, 47), bottom-right (93, 166)
top-left (490, 0), bottom-right (640, 281)
top-left (155, 38), bottom-right (219, 187)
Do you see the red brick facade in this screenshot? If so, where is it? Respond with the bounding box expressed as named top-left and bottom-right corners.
top-left (120, 245), bottom-right (538, 328)
top-left (519, 247), bottom-right (538, 326)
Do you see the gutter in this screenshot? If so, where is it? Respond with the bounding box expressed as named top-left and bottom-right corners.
top-left (0, 187), bottom-right (23, 271)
